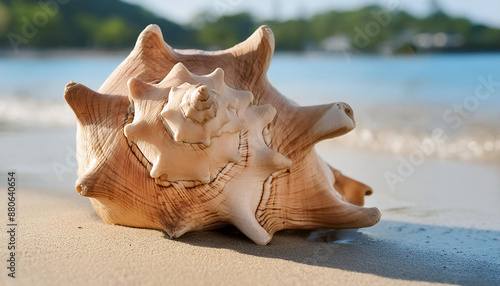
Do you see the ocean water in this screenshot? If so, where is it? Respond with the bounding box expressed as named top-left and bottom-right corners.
top-left (267, 53), bottom-right (500, 163)
top-left (0, 52), bottom-right (499, 163)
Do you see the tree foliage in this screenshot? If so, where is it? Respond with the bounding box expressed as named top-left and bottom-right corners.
top-left (1, 1), bottom-right (499, 53)
top-left (0, 0), bottom-right (193, 49)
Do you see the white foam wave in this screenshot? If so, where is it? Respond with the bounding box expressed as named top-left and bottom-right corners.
top-left (0, 97), bottom-right (76, 127)
top-left (330, 127), bottom-right (500, 163)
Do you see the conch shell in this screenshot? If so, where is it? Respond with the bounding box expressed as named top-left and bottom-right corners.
top-left (64, 25), bottom-right (381, 245)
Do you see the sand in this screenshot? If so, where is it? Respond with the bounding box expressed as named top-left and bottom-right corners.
top-left (0, 129), bottom-right (499, 285)
top-left (2, 190), bottom-right (497, 286)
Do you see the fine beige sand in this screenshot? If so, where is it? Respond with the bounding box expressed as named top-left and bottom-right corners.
top-left (0, 190), bottom-right (461, 286)
top-left (1, 144), bottom-right (499, 286)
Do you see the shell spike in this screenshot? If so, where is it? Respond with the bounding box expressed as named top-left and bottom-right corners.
top-left (227, 25), bottom-right (275, 77)
top-left (74, 159), bottom-right (104, 198)
top-left (161, 62), bottom-right (192, 84)
top-left (326, 203), bottom-right (381, 229)
top-left (123, 124), bottom-right (136, 140)
top-left (208, 68), bottom-right (225, 89)
top-left (259, 187), bottom-right (381, 236)
top-left (268, 151), bottom-right (292, 171)
top-left (254, 147), bottom-right (292, 173)
top-left (297, 102), bottom-right (356, 147)
top-left (230, 203), bottom-right (272, 245)
top-left (331, 167), bottom-right (373, 206)
top-left (252, 104), bottom-right (277, 128)
top-left (134, 24), bottom-right (164, 49)
top-left (149, 164), bottom-right (162, 179)
top-left (133, 24), bottom-right (177, 62)
top-left (64, 81), bottom-right (107, 125)
top-left (127, 78), bottom-right (157, 101)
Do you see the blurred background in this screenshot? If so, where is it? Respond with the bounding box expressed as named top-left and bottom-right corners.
top-left (0, 0), bottom-right (499, 229)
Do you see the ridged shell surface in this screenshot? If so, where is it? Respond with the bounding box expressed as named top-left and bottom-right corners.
top-left (64, 24), bottom-right (381, 245)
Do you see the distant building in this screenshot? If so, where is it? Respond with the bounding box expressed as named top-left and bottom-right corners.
top-left (320, 35), bottom-right (351, 52)
top-left (412, 33), bottom-right (464, 49)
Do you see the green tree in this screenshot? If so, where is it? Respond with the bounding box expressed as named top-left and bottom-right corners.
top-left (196, 13), bottom-right (255, 49)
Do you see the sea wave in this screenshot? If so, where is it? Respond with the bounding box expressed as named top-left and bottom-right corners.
top-left (1, 96), bottom-right (499, 162)
top-left (322, 102), bottom-right (500, 163)
top-left (0, 97), bottom-right (76, 127)
top-left (329, 126), bottom-right (500, 163)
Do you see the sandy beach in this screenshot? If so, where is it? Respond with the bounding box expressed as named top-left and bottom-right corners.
top-left (1, 188), bottom-right (498, 286)
top-left (1, 127), bottom-right (499, 285)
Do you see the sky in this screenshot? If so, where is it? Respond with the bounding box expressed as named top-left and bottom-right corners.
top-left (125, 0), bottom-right (500, 28)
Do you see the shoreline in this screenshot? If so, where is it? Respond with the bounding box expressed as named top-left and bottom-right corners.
top-left (0, 48), bottom-right (131, 58)
top-left (1, 49), bottom-right (500, 59)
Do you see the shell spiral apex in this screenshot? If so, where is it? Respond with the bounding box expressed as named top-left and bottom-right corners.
top-left (64, 24), bottom-right (380, 245)
top-left (124, 63), bottom-right (286, 190)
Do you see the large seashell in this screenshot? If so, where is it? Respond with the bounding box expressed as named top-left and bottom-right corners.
top-left (64, 25), bottom-right (381, 245)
